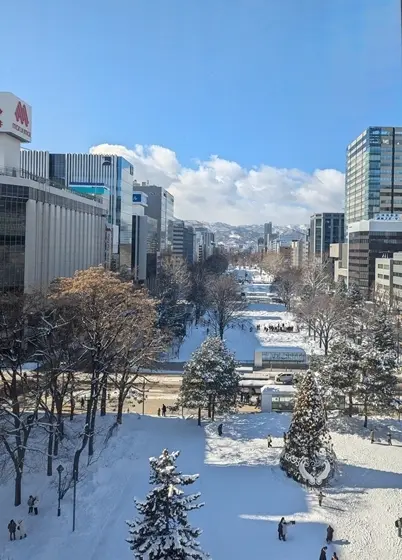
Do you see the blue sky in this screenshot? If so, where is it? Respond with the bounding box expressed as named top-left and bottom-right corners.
top-left (2, 0), bottom-right (402, 224)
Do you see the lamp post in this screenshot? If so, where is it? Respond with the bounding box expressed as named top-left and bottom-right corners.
top-left (57, 464), bottom-right (64, 517)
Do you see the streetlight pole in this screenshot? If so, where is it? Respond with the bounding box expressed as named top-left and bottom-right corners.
top-left (142, 377), bottom-right (145, 415)
top-left (57, 464), bottom-right (64, 517)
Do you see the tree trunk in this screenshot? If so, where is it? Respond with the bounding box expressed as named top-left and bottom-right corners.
top-left (88, 397), bottom-right (98, 459)
top-left (197, 407), bottom-right (201, 427)
top-left (54, 402), bottom-right (64, 457)
top-left (116, 394), bottom-right (124, 425)
top-left (100, 381), bottom-right (107, 417)
top-left (70, 388), bottom-right (75, 421)
top-left (363, 398), bottom-right (368, 428)
top-left (348, 392), bottom-right (353, 417)
top-left (219, 325), bottom-right (224, 339)
top-left (47, 401), bottom-right (55, 476)
top-left (207, 395), bottom-right (212, 419)
top-left (211, 396), bottom-right (216, 421)
top-left (324, 337), bottom-right (329, 356)
top-left (14, 471), bottom-right (22, 507)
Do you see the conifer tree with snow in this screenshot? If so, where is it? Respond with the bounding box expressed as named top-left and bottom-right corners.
top-left (358, 307), bottom-right (397, 427)
top-left (179, 337), bottom-right (239, 423)
top-left (320, 341), bottom-right (361, 417)
top-left (126, 449), bottom-right (208, 560)
top-left (280, 370), bottom-right (334, 485)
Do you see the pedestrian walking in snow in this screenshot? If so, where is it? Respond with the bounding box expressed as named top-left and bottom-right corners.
top-left (80, 397), bottom-right (85, 410)
top-left (8, 520), bottom-right (16, 541)
top-left (267, 434), bottom-right (273, 448)
top-left (331, 553), bottom-right (339, 560)
top-left (370, 429), bottom-right (375, 444)
top-left (319, 546), bottom-right (328, 560)
top-left (326, 524), bottom-right (334, 544)
top-left (157, 408), bottom-right (161, 416)
top-left (162, 404), bottom-right (167, 417)
top-left (16, 520), bottom-right (26, 540)
top-left (318, 490), bottom-right (325, 507)
top-left (278, 518), bottom-right (285, 541)
top-left (217, 423), bottom-right (223, 436)
top-left (387, 431), bottom-right (392, 445)
top-left (32, 496), bottom-right (39, 515)
top-left (27, 495), bottom-right (34, 515)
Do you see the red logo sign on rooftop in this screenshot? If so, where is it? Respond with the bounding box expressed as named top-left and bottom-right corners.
top-left (15, 102), bottom-right (29, 127)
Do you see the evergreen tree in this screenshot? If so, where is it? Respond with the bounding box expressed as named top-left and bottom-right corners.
top-left (320, 341), bottom-right (361, 417)
top-left (358, 308), bottom-right (397, 427)
top-left (127, 449), bottom-right (208, 560)
top-left (280, 370), bottom-right (334, 485)
top-left (179, 337), bottom-right (239, 424)
top-left (347, 282), bottom-right (364, 308)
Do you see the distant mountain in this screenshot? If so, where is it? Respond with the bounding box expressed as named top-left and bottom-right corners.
top-left (184, 221), bottom-right (308, 249)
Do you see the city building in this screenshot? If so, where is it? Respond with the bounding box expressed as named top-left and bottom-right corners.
top-left (375, 252), bottom-right (402, 308)
top-left (133, 182), bottom-right (174, 254)
top-left (194, 226), bottom-right (215, 262)
top-left (309, 213), bottom-right (344, 262)
top-left (329, 243), bottom-right (348, 283)
top-left (263, 222), bottom-right (272, 251)
top-left (0, 92), bottom-right (106, 293)
top-left (21, 150), bottom-right (135, 270)
top-left (291, 239), bottom-right (309, 268)
top-left (345, 127), bottom-right (402, 229)
top-left (172, 221), bottom-right (196, 265)
top-left (348, 216), bottom-right (402, 298)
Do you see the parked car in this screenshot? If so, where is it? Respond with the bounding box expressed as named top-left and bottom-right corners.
top-left (275, 373), bottom-right (295, 385)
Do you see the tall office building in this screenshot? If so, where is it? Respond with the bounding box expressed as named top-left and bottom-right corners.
top-left (172, 221), bottom-right (196, 265)
top-left (345, 127), bottom-right (402, 229)
top-left (309, 213), bottom-right (344, 262)
top-left (21, 151), bottom-right (134, 270)
top-left (348, 218), bottom-right (402, 298)
top-left (133, 183), bottom-right (174, 253)
top-left (194, 226), bottom-right (215, 261)
top-left (1, 92), bottom-right (105, 293)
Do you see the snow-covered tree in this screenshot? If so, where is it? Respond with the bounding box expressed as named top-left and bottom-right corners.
top-left (320, 341), bottom-right (361, 416)
top-left (206, 275), bottom-right (246, 338)
top-left (358, 308), bottom-right (397, 427)
top-left (280, 370), bottom-right (334, 485)
top-left (126, 449), bottom-right (208, 560)
top-left (347, 282), bottom-right (364, 308)
top-left (179, 337), bottom-right (239, 424)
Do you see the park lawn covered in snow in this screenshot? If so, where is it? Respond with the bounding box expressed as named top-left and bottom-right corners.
top-left (171, 303), bottom-right (322, 362)
top-left (1, 413), bottom-right (402, 559)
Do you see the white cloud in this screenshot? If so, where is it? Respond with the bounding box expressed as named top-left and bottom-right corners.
top-left (90, 143), bottom-right (344, 226)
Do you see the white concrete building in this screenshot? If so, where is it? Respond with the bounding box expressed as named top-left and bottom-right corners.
top-left (0, 91), bottom-right (106, 293)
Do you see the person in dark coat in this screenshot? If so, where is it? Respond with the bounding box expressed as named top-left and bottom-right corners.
top-left (331, 553), bottom-right (339, 560)
top-left (161, 404), bottom-right (167, 417)
top-left (27, 495), bottom-right (34, 514)
top-left (217, 423), bottom-right (223, 436)
top-left (387, 431), bottom-right (392, 445)
top-left (326, 524), bottom-right (334, 544)
top-left (277, 517), bottom-right (284, 541)
top-left (8, 519), bottom-right (16, 541)
top-left (319, 546), bottom-right (328, 560)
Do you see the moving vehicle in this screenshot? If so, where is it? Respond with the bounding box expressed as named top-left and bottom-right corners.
top-left (275, 373), bottom-right (295, 385)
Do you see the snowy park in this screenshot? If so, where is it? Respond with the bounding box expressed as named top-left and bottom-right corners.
top-left (170, 268), bottom-right (321, 363)
top-left (1, 412), bottom-right (402, 559)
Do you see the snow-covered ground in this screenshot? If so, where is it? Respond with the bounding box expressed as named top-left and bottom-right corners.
top-left (1, 412), bottom-right (402, 559)
top-left (172, 302), bottom-right (321, 363)
top-left (171, 267), bottom-right (322, 362)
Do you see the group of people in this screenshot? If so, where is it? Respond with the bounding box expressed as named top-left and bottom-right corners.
top-left (278, 518), bottom-right (337, 559)
top-left (7, 495), bottom-right (39, 542)
top-left (157, 404), bottom-right (167, 417)
top-left (257, 322), bottom-right (296, 333)
top-left (370, 429), bottom-right (393, 445)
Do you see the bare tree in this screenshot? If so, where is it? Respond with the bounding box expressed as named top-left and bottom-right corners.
top-left (187, 262), bottom-right (209, 324)
top-left (311, 293), bottom-right (348, 355)
top-left (206, 275), bottom-right (246, 339)
top-left (260, 252), bottom-right (286, 278)
top-left (50, 267), bottom-right (148, 466)
top-left (110, 293), bottom-right (167, 424)
top-left (272, 267), bottom-right (301, 311)
top-left (0, 294), bottom-right (41, 506)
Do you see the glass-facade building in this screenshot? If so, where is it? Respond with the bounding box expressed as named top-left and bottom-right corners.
top-left (309, 213), bottom-right (344, 262)
top-left (133, 184), bottom-right (174, 253)
top-left (345, 127), bottom-right (402, 229)
top-left (21, 151), bottom-right (134, 269)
